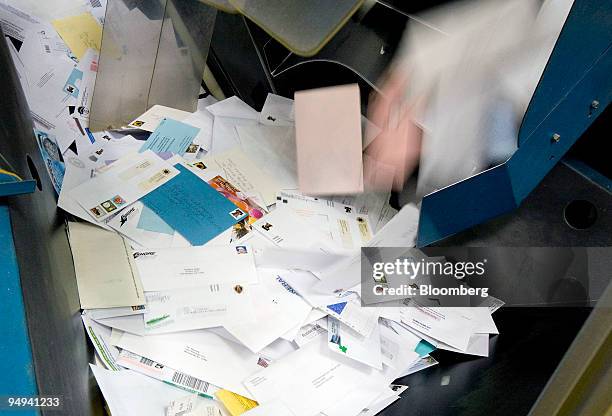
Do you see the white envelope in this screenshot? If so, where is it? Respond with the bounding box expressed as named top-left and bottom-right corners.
top-left (272, 269), bottom-right (365, 324)
top-left (86, 305), bottom-right (147, 320)
top-left (243, 401), bottom-right (296, 416)
top-left (332, 190), bottom-right (391, 234)
top-left (116, 350), bottom-right (221, 398)
top-left (279, 309), bottom-right (327, 345)
top-left (366, 203), bottom-right (420, 248)
top-left (458, 307), bottom-right (499, 334)
top-left (206, 96), bottom-right (259, 120)
top-left (293, 318), bottom-right (327, 348)
top-left (252, 208), bottom-right (333, 249)
top-left (324, 299), bottom-right (380, 339)
top-left (143, 284), bottom-right (255, 332)
top-left (69, 150), bottom-right (179, 222)
top-left (60, 148), bottom-right (138, 230)
top-left (243, 336), bottom-right (381, 416)
top-left (81, 313), bottom-right (121, 371)
top-left (327, 316), bottom-right (383, 370)
top-left (321, 383), bottom-right (390, 416)
top-left (133, 245), bottom-right (258, 291)
top-left (399, 301), bottom-right (476, 351)
top-left (128, 104), bottom-right (192, 132)
top-left (314, 254), bottom-right (361, 295)
top-left (276, 190), bottom-right (374, 250)
top-left (236, 125), bottom-right (297, 190)
top-left (182, 110), bottom-right (214, 151)
top-left (437, 332), bottom-right (490, 357)
top-left (116, 330), bottom-right (265, 398)
top-left (166, 395), bottom-right (222, 416)
top-left (90, 365), bottom-right (188, 416)
top-left (223, 269), bottom-right (312, 353)
top-left (95, 314), bottom-right (147, 336)
top-left (356, 390), bottom-right (401, 416)
top-left (401, 355), bottom-right (439, 377)
top-left (205, 97), bottom-right (259, 155)
top-left (378, 319), bottom-right (421, 371)
top-left (255, 247), bottom-right (350, 276)
top-left (74, 48), bottom-right (98, 125)
top-left (258, 93), bottom-right (294, 126)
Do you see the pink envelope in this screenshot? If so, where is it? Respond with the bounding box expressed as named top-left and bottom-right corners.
top-left (294, 84), bottom-right (364, 195)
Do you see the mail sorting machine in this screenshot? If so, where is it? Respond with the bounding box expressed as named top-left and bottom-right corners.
top-left (1, 0), bottom-right (611, 415)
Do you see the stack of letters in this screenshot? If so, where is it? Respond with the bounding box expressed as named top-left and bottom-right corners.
top-left (1, 1), bottom-right (502, 415)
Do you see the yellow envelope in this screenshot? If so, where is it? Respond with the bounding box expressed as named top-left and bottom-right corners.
top-left (215, 389), bottom-right (258, 416)
top-left (52, 12), bottom-right (102, 59)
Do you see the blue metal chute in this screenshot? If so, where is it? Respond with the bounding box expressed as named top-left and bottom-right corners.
top-left (417, 0), bottom-right (612, 247)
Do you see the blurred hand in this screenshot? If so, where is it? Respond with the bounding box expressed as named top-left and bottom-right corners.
top-left (364, 70), bottom-right (422, 191)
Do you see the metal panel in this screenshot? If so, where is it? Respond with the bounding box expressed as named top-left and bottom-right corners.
top-left (89, 0), bottom-right (215, 131)
top-left (519, 0), bottom-right (612, 146)
top-left (89, 0), bottom-right (167, 131)
top-left (436, 162), bottom-right (612, 247)
top-left (148, 0), bottom-right (217, 109)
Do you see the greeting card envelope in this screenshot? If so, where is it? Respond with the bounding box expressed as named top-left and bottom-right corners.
top-left (142, 164), bottom-right (247, 245)
top-left (294, 84), bottom-right (363, 195)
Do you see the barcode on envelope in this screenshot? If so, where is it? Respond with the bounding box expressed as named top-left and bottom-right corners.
top-left (140, 357), bottom-right (155, 366)
top-left (171, 372), bottom-right (209, 393)
top-left (89, 0), bottom-right (102, 7)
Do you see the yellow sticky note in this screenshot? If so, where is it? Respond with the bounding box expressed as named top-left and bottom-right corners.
top-left (215, 389), bottom-right (258, 416)
top-left (52, 12), bottom-right (102, 59)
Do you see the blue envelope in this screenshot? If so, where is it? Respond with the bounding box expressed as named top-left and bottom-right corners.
top-left (139, 118), bottom-right (200, 156)
top-left (141, 164), bottom-right (247, 245)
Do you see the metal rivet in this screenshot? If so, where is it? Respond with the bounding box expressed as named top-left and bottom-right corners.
top-left (591, 100), bottom-right (600, 109)
top-left (551, 133), bottom-right (561, 143)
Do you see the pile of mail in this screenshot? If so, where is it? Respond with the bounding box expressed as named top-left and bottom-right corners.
top-left (2, 2), bottom-right (503, 415)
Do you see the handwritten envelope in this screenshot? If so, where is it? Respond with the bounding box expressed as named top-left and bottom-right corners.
top-left (141, 164), bottom-right (247, 245)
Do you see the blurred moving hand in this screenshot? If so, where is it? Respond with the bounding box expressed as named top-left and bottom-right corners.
top-left (364, 70), bottom-right (422, 191)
